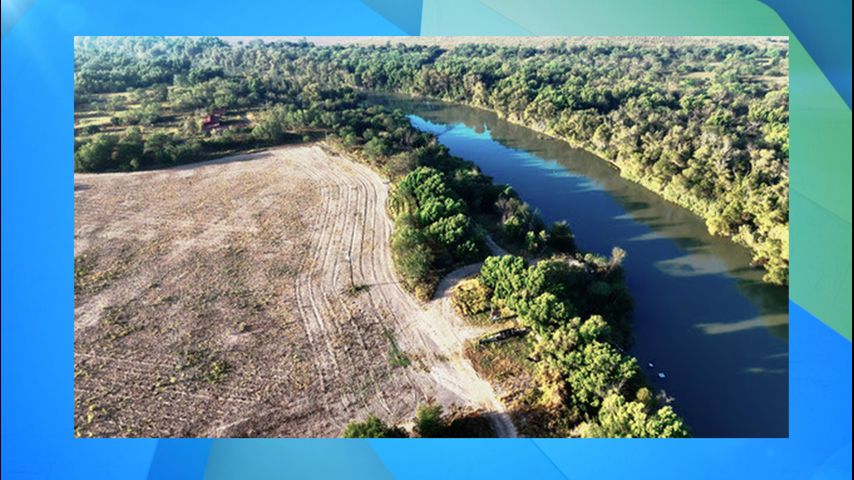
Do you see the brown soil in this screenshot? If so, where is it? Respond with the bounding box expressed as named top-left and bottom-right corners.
top-left (74, 144), bottom-right (514, 437)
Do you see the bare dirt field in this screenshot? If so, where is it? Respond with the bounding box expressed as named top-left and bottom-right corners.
top-left (74, 144), bottom-right (513, 437)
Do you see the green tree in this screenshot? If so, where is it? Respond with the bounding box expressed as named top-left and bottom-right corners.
top-left (565, 341), bottom-right (638, 412)
top-left (143, 131), bottom-right (176, 166)
top-left (524, 292), bottom-right (576, 334)
top-left (479, 255), bottom-right (528, 301)
top-left (390, 223), bottom-right (436, 299)
top-left (578, 393), bottom-right (689, 438)
top-left (252, 105), bottom-right (293, 144)
top-left (425, 213), bottom-right (472, 248)
top-left (115, 128), bottom-right (144, 170)
top-left (417, 196), bottom-right (464, 225)
top-left (534, 316), bottom-right (636, 413)
top-left (74, 134), bottom-right (118, 172)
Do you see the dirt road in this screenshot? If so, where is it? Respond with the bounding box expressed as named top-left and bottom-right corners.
top-left (74, 144), bottom-right (514, 437)
top-left (414, 263), bottom-right (518, 438)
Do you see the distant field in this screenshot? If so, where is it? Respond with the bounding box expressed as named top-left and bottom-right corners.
top-left (74, 144), bottom-right (511, 437)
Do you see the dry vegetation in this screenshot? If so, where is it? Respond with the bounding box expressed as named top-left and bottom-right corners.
top-left (74, 144), bottom-right (513, 437)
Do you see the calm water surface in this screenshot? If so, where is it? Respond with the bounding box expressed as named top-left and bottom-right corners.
top-left (375, 96), bottom-right (789, 437)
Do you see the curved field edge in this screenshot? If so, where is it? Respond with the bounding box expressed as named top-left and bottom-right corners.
top-left (73, 144), bottom-right (516, 437)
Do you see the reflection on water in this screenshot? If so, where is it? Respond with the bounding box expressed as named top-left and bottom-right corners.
top-left (655, 253), bottom-right (730, 278)
top-left (373, 95), bottom-right (790, 437)
top-left (697, 314), bottom-right (789, 335)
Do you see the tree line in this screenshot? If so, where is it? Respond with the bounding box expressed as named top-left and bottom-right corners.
top-left (75, 37), bottom-right (788, 284)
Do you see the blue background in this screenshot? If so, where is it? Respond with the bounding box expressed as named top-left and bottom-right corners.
top-left (1, 0), bottom-right (851, 478)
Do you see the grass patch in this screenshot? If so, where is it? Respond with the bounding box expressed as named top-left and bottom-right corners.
top-left (464, 335), bottom-right (577, 437)
top-left (383, 329), bottom-right (411, 368)
top-left (100, 303), bottom-right (142, 341)
top-left (178, 348), bottom-right (231, 384)
top-left (75, 253), bottom-right (111, 295)
top-left (347, 283), bottom-right (371, 296)
top-left (74, 254), bottom-right (95, 290)
top-left (75, 251), bottom-right (128, 296)
top-left (466, 336), bottom-right (536, 402)
top-left (205, 360), bottom-right (230, 384)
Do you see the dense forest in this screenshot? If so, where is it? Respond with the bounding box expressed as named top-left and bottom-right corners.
top-left (74, 36), bottom-right (789, 284)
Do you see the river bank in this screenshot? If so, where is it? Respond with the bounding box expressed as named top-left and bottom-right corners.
top-left (389, 96), bottom-right (788, 437)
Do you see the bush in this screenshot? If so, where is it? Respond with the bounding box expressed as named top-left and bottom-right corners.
top-left (342, 415), bottom-right (408, 438)
top-left (414, 404), bottom-right (445, 438)
top-left (75, 134), bottom-right (119, 172)
top-left (451, 279), bottom-right (492, 317)
top-left (343, 405), bottom-right (495, 439)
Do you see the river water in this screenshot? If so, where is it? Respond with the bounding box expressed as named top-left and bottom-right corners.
top-left (375, 96), bottom-right (789, 437)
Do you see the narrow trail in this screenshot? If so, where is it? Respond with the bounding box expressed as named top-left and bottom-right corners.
top-left (418, 262), bottom-right (518, 438)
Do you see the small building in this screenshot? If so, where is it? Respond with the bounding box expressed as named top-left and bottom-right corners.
top-left (202, 112), bottom-right (222, 134)
top-left (203, 113), bottom-right (221, 129)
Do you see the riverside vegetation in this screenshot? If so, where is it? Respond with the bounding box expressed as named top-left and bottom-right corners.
top-left (452, 253), bottom-right (689, 438)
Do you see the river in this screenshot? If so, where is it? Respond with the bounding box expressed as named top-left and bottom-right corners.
top-left (373, 96), bottom-right (789, 437)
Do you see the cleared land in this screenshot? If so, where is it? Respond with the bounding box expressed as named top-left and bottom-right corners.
top-left (74, 144), bottom-right (513, 437)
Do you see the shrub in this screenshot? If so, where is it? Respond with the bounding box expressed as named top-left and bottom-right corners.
top-left (414, 404), bottom-right (445, 438)
top-left (451, 279), bottom-right (492, 317)
top-left (343, 415), bottom-right (408, 438)
top-left (74, 134), bottom-right (119, 172)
